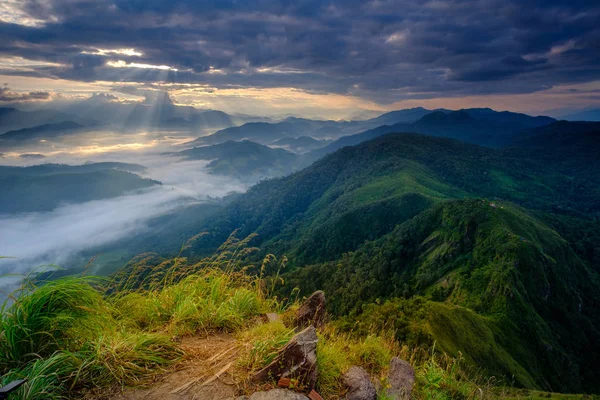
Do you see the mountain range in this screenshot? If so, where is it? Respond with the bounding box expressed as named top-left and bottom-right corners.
top-left (175, 140), bottom-right (298, 181)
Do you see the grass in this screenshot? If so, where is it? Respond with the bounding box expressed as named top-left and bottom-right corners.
top-left (0, 234), bottom-right (278, 399)
top-left (2, 232), bottom-right (595, 399)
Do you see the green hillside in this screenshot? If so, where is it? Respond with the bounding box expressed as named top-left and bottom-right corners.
top-left (189, 133), bottom-right (598, 264)
top-left (0, 163), bottom-right (159, 213)
top-left (171, 132), bottom-right (600, 393)
top-left (284, 199), bottom-right (600, 392)
top-left (3, 131), bottom-right (599, 397)
top-left (176, 140), bottom-right (298, 180)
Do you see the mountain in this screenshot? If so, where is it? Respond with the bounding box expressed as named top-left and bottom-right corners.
top-left (52, 92), bottom-right (236, 132)
top-left (304, 109), bottom-right (556, 163)
top-left (516, 120), bottom-right (600, 150)
top-left (507, 121), bottom-right (600, 186)
top-left (124, 104), bottom-right (234, 131)
top-left (193, 133), bottom-right (597, 265)
top-left (176, 140), bottom-right (298, 181)
top-left (189, 110), bottom-right (440, 147)
top-left (560, 108), bottom-right (600, 121)
top-left (189, 121), bottom-right (306, 146)
top-left (0, 121), bottom-right (85, 142)
top-left (407, 109), bottom-right (555, 147)
top-left (286, 199), bottom-right (599, 392)
top-left (271, 136), bottom-right (330, 153)
top-left (463, 107), bottom-right (555, 128)
top-left (174, 132), bottom-right (599, 392)
top-left (0, 162), bottom-right (147, 177)
top-left (0, 107), bottom-right (86, 134)
top-left (367, 107), bottom-right (438, 126)
top-left (0, 163), bottom-right (158, 213)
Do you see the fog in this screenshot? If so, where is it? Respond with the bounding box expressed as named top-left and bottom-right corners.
top-left (0, 130), bottom-right (247, 294)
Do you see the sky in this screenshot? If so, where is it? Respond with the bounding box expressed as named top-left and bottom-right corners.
top-left (1, 0), bottom-right (599, 119)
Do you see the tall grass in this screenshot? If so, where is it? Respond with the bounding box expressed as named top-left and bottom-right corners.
top-left (1, 233), bottom-right (539, 399)
top-left (0, 233), bottom-right (278, 399)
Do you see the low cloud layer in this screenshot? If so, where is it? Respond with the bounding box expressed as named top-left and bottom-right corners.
top-left (0, 85), bottom-right (50, 102)
top-left (0, 137), bottom-right (246, 292)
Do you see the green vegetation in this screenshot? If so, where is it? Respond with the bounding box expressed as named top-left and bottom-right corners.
top-left (0, 236), bottom-right (274, 398)
top-left (174, 132), bottom-right (600, 394)
top-left (177, 140), bottom-right (298, 180)
top-left (0, 163), bottom-right (158, 213)
top-left (3, 127), bottom-right (600, 397)
top-left (2, 231), bottom-right (598, 398)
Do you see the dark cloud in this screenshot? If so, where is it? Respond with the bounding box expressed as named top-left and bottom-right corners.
top-left (0, 86), bottom-right (51, 102)
top-left (19, 153), bottom-right (46, 159)
top-left (0, 0), bottom-right (599, 103)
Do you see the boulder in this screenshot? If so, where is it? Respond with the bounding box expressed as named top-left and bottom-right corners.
top-left (251, 326), bottom-right (318, 389)
top-left (343, 366), bottom-right (377, 400)
top-left (386, 357), bottom-right (415, 399)
top-left (265, 312), bottom-right (281, 323)
top-left (294, 291), bottom-right (326, 329)
top-left (237, 389), bottom-right (309, 399)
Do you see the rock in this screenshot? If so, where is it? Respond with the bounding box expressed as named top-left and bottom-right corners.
top-left (251, 326), bottom-right (318, 389)
top-left (237, 389), bottom-right (309, 399)
top-left (386, 357), bottom-right (415, 399)
top-left (294, 290), bottom-right (326, 329)
top-left (265, 312), bottom-right (281, 323)
top-left (343, 366), bottom-right (377, 400)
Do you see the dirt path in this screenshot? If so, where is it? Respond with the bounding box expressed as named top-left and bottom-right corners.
top-left (106, 334), bottom-right (244, 400)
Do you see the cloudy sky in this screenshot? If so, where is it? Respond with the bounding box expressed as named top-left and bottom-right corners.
top-left (1, 0), bottom-right (599, 118)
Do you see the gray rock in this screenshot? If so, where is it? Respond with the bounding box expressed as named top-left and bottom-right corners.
top-left (238, 389), bottom-right (309, 400)
top-left (386, 357), bottom-right (415, 399)
top-left (295, 290), bottom-right (326, 329)
top-left (265, 312), bottom-right (281, 323)
top-left (251, 326), bottom-right (318, 389)
top-left (343, 366), bottom-right (376, 400)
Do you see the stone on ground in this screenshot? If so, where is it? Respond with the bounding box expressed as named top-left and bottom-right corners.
top-left (343, 366), bottom-right (376, 400)
top-left (386, 357), bottom-right (415, 399)
top-left (294, 291), bottom-right (326, 329)
top-left (237, 389), bottom-right (309, 400)
top-left (251, 326), bottom-right (318, 389)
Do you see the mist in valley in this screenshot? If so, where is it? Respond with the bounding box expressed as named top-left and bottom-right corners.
top-left (0, 124), bottom-right (249, 294)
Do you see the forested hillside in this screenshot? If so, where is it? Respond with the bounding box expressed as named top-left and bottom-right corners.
top-left (0, 163), bottom-right (158, 213)
top-left (172, 132), bottom-right (600, 393)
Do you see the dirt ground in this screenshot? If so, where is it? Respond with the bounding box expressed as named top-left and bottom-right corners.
top-left (94, 333), bottom-right (245, 400)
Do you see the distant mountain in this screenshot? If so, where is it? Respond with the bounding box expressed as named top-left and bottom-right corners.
top-left (124, 102), bottom-right (234, 131)
top-left (189, 121), bottom-right (307, 146)
top-left (0, 162), bottom-right (158, 213)
top-left (271, 136), bottom-right (330, 153)
top-left (176, 140), bottom-right (297, 181)
top-left (509, 121), bottom-right (600, 182)
top-left (0, 162), bottom-right (147, 178)
top-left (53, 92), bottom-right (236, 132)
top-left (407, 109), bottom-right (555, 146)
top-left (367, 107), bottom-right (438, 126)
top-left (0, 107), bottom-right (88, 134)
top-left (560, 108), bottom-right (600, 121)
top-left (0, 121), bottom-right (85, 142)
top-left (304, 108), bottom-right (556, 163)
top-left (464, 107), bottom-right (555, 127)
top-left (190, 109), bottom-right (439, 147)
